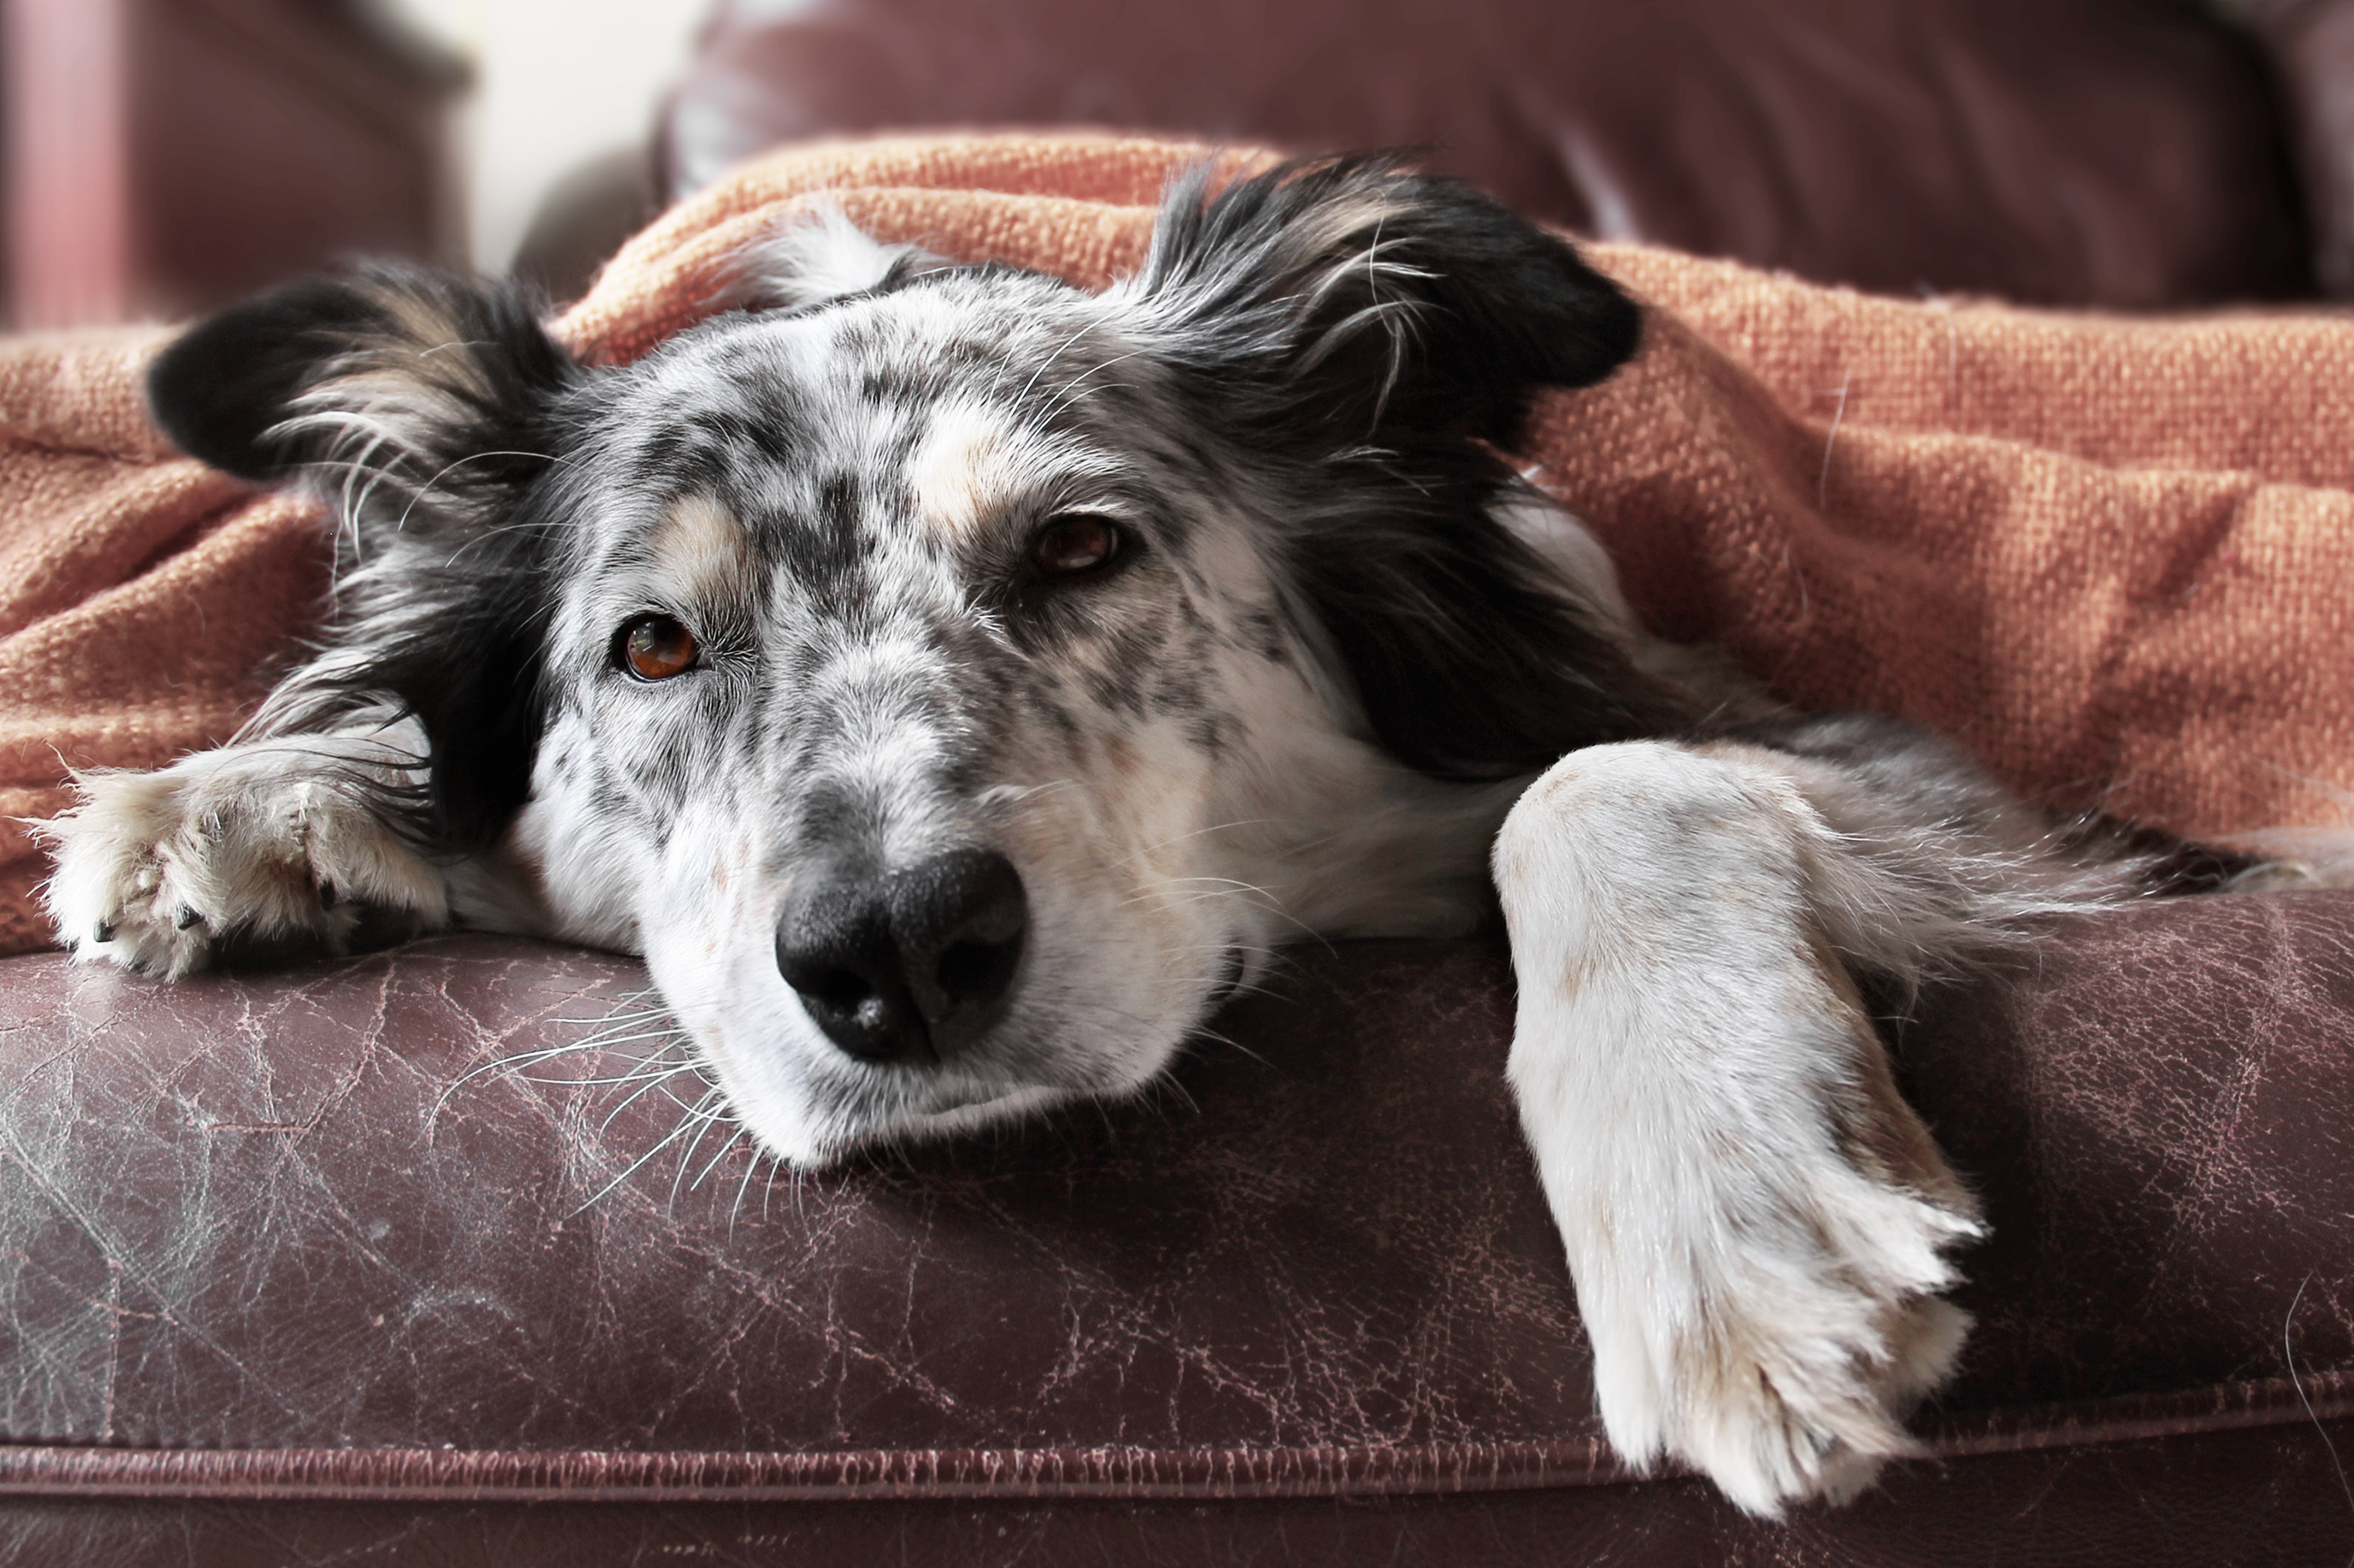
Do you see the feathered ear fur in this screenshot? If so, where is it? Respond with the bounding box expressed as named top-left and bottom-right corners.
top-left (726, 205), bottom-right (954, 314)
top-left (147, 265), bottom-right (575, 486)
top-left (1128, 156), bottom-right (1681, 780)
top-left (1128, 154), bottom-right (1641, 452)
top-left (145, 267), bottom-right (583, 850)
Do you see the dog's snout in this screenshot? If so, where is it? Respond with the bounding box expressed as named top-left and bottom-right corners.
top-left (774, 848), bottom-right (1029, 1064)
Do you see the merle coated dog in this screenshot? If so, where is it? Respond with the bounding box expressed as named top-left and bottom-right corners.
top-left (38, 156), bottom-right (2297, 1513)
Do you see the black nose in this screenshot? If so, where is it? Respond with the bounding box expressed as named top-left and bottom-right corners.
top-left (774, 848), bottom-right (1029, 1064)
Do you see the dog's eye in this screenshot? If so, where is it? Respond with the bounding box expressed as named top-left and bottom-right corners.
top-left (1029, 514), bottom-right (1121, 577)
top-left (616, 614), bottom-right (700, 681)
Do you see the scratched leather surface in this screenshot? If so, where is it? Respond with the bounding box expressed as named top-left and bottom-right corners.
top-left (0, 933), bottom-right (1591, 1457)
top-left (0, 892), bottom-right (2348, 1491)
top-left (1921, 890), bottom-right (2354, 1412)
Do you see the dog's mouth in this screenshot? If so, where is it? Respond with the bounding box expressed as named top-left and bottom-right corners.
top-left (1202, 946), bottom-right (1247, 1013)
top-left (884, 1083), bottom-right (1068, 1140)
top-left (784, 1052), bottom-right (1095, 1164)
top-left (765, 939), bottom-right (1253, 1163)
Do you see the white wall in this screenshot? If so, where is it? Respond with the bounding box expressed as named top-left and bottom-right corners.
top-left (383, 0), bottom-right (713, 273)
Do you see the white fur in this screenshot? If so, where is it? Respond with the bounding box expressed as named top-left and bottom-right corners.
top-left (737, 204), bottom-right (946, 312)
top-left (1495, 741), bottom-right (1985, 1514)
top-left (38, 717), bottom-right (450, 975)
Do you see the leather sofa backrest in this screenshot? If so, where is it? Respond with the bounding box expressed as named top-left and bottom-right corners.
top-left (663, 0), bottom-right (2315, 307)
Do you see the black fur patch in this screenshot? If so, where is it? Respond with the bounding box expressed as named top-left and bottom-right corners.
top-left (147, 277), bottom-right (398, 480)
top-left (1141, 155), bottom-right (1684, 778)
top-left (149, 265), bottom-right (583, 851)
top-left (1140, 154), bottom-right (1642, 450)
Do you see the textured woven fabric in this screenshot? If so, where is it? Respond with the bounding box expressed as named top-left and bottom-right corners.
top-left (0, 329), bottom-right (328, 957)
top-left (4, 130), bottom-right (2353, 955)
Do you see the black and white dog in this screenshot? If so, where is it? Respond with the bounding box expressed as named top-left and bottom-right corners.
top-left (37, 157), bottom-right (2302, 1514)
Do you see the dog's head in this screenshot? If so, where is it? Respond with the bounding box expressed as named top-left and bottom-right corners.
top-left (149, 156), bottom-right (1666, 1162)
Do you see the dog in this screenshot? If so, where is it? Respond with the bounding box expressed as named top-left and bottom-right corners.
top-left (33, 155), bottom-right (2311, 1515)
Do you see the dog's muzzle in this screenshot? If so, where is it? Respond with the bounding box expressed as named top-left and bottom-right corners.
top-left (773, 847), bottom-right (1029, 1065)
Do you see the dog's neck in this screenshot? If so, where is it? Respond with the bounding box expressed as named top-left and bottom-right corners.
top-left (1193, 713), bottom-right (1527, 947)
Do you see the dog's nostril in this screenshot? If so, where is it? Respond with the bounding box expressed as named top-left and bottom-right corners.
top-left (936, 936), bottom-right (1018, 1004)
top-left (775, 846), bottom-right (1029, 1067)
top-left (774, 875), bottom-right (920, 1064)
top-left (897, 848), bottom-right (1027, 1033)
top-left (797, 977), bottom-right (895, 1042)
top-left (796, 965), bottom-right (879, 1012)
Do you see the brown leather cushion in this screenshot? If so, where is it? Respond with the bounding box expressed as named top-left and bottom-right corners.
top-left (662, 0), bottom-right (2313, 308)
top-left (1, 892), bottom-right (2348, 1559)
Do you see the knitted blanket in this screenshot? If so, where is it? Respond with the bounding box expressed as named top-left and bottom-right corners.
top-left (6, 130), bottom-right (2352, 956)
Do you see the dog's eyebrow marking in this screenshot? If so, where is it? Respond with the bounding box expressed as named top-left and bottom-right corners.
top-left (908, 398), bottom-right (1019, 542)
top-left (645, 493), bottom-right (751, 607)
top-left (905, 394), bottom-right (1138, 548)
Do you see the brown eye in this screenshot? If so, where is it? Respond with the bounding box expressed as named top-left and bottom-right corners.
top-left (1029, 513), bottom-right (1121, 577)
top-left (618, 614), bottom-right (700, 681)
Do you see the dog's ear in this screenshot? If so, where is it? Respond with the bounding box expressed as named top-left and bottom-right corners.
top-left (147, 267), bottom-right (581, 852)
top-left (1127, 158), bottom-right (1677, 782)
top-left (1128, 154), bottom-right (1641, 451)
top-left (147, 264), bottom-right (575, 492)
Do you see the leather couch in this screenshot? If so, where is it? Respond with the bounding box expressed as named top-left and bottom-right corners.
top-left (5, 904), bottom-right (2351, 1562)
top-left (8, 2), bottom-right (2354, 1562)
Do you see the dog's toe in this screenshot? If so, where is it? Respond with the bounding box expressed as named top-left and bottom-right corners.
top-left (1585, 1175), bottom-right (1980, 1517)
top-left (1669, 1290), bottom-right (1971, 1516)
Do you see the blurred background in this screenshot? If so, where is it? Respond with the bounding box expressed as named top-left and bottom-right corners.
top-left (4, 0), bottom-right (2351, 329)
top-left (2, 0), bottom-right (705, 325)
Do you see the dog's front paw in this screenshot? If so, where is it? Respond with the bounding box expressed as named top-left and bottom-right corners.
top-left (1496, 737), bottom-right (2002, 1516)
top-left (36, 749), bottom-right (447, 976)
top-left (1527, 999), bottom-right (1987, 1516)
top-left (1575, 1154), bottom-right (1982, 1516)
top-left (41, 769), bottom-right (233, 975)
top-left (39, 768), bottom-right (346, 977)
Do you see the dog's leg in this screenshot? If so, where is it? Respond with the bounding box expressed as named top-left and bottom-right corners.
top-left (38, 713), bottom-right (457, 976)
top-left (1494, 737), bottom-right (1995, 1516)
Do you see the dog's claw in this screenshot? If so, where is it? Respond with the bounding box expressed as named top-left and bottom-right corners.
top-left (92, 918), bottom-right (115, 945)
top-left (173, 905), bottom-right (201, 931)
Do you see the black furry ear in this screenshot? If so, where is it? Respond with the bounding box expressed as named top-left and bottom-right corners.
top-left (1135, 154), bottom-right (1641, 451)
top-left (146, 264), bottom-right (576, 490)
top-left (147, 277), bottom-right (396, 481)
top-left (1132, 158), bottom-right (1680, 780)
top-left (148, 267), bottom-right (583, 853)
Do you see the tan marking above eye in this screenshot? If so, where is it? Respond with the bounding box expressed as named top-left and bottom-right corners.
top-left (1030, 514), bottom-right (1121, 577)
top-left (646, 494), bottom-right (751, 606)
top-left (619, 614), bottom-right (700, 681)
top-left (909, 403), bottom-right (1012, 540)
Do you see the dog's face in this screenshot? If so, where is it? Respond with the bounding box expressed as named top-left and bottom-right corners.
top-left (529, 248), bottom-right (1447, 1160)
top-left (147, 158), bottom-right (1667, 1164)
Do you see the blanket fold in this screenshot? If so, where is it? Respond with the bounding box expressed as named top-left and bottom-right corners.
top-left (4, 131), bottom-right (2351, 956)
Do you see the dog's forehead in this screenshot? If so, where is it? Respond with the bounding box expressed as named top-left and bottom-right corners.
top-left (622, 278), bottom-right (1101, 455)
top-left (591, 277), bottom-right (1134, 554)
top-left (561, 273), bottom-right (1182, 641)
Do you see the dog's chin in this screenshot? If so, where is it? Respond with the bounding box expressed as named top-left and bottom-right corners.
top-left (733, 1077), bottom-right (1092, 1171)
top-left (878, 1084), bottom-right (1072, 1146)
top-left (706, 1018), bottom-right (1186, 1170)
top-left (726, 1012), bottom-right (1211, 1170)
